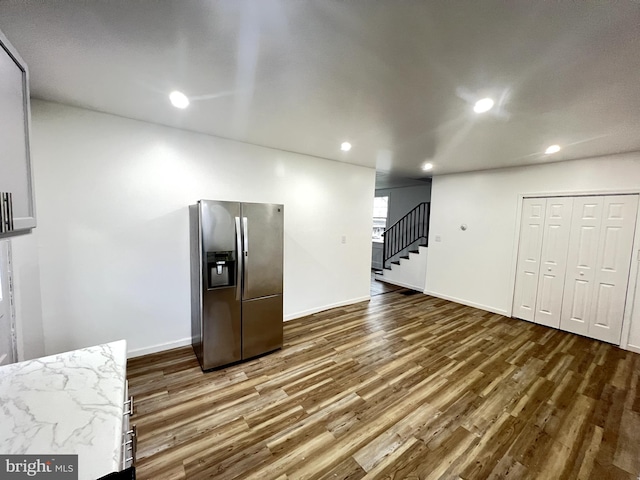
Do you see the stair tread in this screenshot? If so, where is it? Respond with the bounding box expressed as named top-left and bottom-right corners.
top-left (400, 256), bottom-right (409, 259)
top-left (384, 267), bottom-right (392, 270)
top-left (391, 261), bottom-right (400, 265)
top-left (409, 250), bottom-right (419, 254)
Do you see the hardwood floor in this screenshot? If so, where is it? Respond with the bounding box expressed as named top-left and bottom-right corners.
top-left (127, 291), bottom-right (640, 480)
top-left (370, 271), bottom-right (402, 297)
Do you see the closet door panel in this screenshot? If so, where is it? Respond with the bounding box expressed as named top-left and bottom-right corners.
top-left (538, 275), bottom-right (555, 315)
top-left (560, 197), bottom-right (603, 336)
top-left (588, 195), bottom-right (639, 343)
top-left (513, 198), bottom-right (546, 321)
top-left (534, 197), bottom-right (573, 328)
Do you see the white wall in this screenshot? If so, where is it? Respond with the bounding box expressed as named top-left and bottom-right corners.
top-left (379, 246), bottom-right (428, 292)
top-left (373, 182), bottom-right (432, 269)
top-left (629, 264), bottom-right (640, 351)
top-left (10, 233), bottom-right (45, 360)
top-left (30, 101), bottom-right (375, 356)
top-left (376, 183), bottom-right (431, 226)
top-left (426, 154), bottom-right (640, 351)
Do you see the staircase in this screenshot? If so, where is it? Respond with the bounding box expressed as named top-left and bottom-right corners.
top-left (376, 202), bottom-right (430, 291)
top-left (377, 245), bottom-right (428, 291)
top-left (382, 202), bottom-right (429, 269)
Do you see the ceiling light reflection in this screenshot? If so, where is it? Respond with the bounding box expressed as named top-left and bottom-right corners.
top-left (473, 98), bottom-right (494, 113)
top-left (169, 91), bottom-right (190, 109)
top-left (545, 144), bottom-right (561, 154)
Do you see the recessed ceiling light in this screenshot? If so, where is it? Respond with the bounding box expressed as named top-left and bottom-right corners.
top-left (473, 98), bottom-right (494, 113)
top-left (422, 163), bottom-right (433, 171)
top-left (545, 144), bottom-right (561, 154)
top-left (169, 91), bottom-right (189, 109)
top-left (341, 142), bottom-right (352, 152)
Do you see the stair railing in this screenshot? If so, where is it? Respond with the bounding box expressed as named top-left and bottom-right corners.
top-left (382, 202), bottom-right (430, 269)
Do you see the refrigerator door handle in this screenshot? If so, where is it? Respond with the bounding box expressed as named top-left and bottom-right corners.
top-left (235, 216), bottom-right (242, 301)
top-left (242, 217), bottom-right (249, 295)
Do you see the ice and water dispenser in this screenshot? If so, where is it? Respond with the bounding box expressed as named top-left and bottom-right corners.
top-left (206, 251), bottom-right (236, 289)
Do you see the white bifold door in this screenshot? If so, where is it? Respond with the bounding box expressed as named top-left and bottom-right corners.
top-left (513, 194), bottom-right (639, 344)
top-left (512, 199), bottom-right (547, 322)
top-left (533, 197), bottom-right (573, 329)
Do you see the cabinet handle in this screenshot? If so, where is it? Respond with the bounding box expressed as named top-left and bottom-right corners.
top-left (122, 424), bottom-right (137, 467)
top-left (123, 425), bottom-right (137, 446)
top-left (131, 425), bottom-right (137, 466)
top-left (124, 395), bottom-right (134, 416)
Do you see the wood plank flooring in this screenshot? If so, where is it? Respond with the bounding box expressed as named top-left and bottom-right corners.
top-left (127, 290), bottom-right (640, 480)
top-left (370, 271), bottom-right (402, 297)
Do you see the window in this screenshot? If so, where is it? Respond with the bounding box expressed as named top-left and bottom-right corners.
top-left (372, 196), bottom-right (388, 242)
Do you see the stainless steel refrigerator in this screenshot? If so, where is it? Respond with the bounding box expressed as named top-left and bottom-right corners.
top-left (189, 200), bottom-right (284, 371)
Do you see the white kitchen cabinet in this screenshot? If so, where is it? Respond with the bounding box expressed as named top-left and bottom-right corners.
top-left (0, 27), bottom-right (36, 234)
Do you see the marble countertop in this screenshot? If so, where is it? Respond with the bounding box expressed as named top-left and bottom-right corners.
top-left (0, 340), bottom-right (127, 480)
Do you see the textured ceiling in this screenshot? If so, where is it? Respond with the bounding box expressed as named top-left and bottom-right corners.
top-left (1, 1), bottom-right (639, 181)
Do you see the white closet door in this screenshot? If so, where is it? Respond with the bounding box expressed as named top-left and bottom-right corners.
top-left (534, 197), bottom-right (573, 328)
top-left (513, 198), bottom-right (546, 321)
top-left (560, 197), bottom-right (603, 336)
top-left (588, 195), bottom-right (639, 344)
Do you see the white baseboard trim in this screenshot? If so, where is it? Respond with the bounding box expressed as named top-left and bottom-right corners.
top-left (284, 295), bottom-right (371, 321)
top-left (376, 276), bottom-right (423, 292)
top-left (423, 290), bottom-right (509, 316)
top-left (128, 296), bottom-right (374, 356)
top-left (625, 344), bottom-right (640, 354)
top-left (128, 337), bottom-right (192, 358)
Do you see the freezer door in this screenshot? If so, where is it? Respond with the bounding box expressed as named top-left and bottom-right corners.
top-left (189, 204), bottom-right (203, 366)
top-left (199, 200), bottom-right (242, 369)
top-left (242, 294), bottom-right (283, 359)
top-left (200, 200), bottom-right (240, 256)
top-left (241, 203), bottom-right (284, 300)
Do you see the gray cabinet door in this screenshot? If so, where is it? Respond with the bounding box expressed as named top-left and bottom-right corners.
top-left (241, 203), bottom-right (283, 300)
top-left (0, 240), bottom-right (15, 365)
